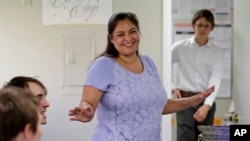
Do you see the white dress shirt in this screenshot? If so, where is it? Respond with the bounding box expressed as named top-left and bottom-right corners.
top-left (172, 36), bottom-right (224, 106)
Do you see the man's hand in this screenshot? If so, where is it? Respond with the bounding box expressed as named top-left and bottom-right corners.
top-left (193, 104), bottom-right (211, 122)
top-left (172, 89), bottom-right (182, 99)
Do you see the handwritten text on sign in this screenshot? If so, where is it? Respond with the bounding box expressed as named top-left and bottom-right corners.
top-left (43, 0), bottom-right (112, 25)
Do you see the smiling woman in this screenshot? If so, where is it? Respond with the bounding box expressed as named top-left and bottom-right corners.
top-left (68, 11), bottom-right (215, 141)
top-left (67, 12), bottom-right (168, 141)
top-left (110, 19), bottom-right (140, 57)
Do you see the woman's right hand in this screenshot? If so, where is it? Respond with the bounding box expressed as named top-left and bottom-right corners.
top-left (69, 101), bottom-right (94, 122)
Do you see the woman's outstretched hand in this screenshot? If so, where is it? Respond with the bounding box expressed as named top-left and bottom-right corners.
top-left (188, 86), bottom-right (215, 107)
top-left (68, 101), bottom-right (94, 122)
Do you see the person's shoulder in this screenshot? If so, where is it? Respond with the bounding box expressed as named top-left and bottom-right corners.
top-left (208, 38), bottom-right (223, 51)
top-left (176, 37), bottom-right (190, 44)
top-left (139, 54), bottom-right (153, 61)
top-left (94, 56), bottom-right (113, 64)
top-left (140, 54), bottom-right (149, 58)
top-left (172, 37), bottom-right (191, 48)
top-left (89, 56), bottom-right (114, 69)
top-left (207, 38), bottom-right (224, 56)
top-left (139, 54), bottom-right (157, 68)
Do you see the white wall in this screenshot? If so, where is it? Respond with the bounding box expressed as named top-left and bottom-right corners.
top-left (233, 0), bottom-right (250, 124)
top-left (0, 0), bottom-right (165, 141)
top-left (0, 1), bottom-right (103, 141)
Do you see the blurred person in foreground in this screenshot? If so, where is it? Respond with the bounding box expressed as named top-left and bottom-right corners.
top-left (0, 87), bottom-right (42, 141)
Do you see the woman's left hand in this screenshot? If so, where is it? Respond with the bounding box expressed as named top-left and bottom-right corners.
top-left (188, 86), bottom-right (215, 107)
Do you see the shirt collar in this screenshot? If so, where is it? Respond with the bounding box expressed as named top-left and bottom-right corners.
top-left (190, 36), bottom-right (212, 48)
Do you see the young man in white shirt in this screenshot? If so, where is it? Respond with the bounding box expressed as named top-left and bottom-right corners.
top-left (172, 9), bottom-right (224, 141)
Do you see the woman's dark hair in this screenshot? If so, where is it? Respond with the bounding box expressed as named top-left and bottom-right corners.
top-left (99, 12), bottom-right (141, 58)
top-left (192, 9), bottom-right (215, 29)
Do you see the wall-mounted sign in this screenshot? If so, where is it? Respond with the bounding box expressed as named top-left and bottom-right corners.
top-left (43, 0), bottom-right (112, 25)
